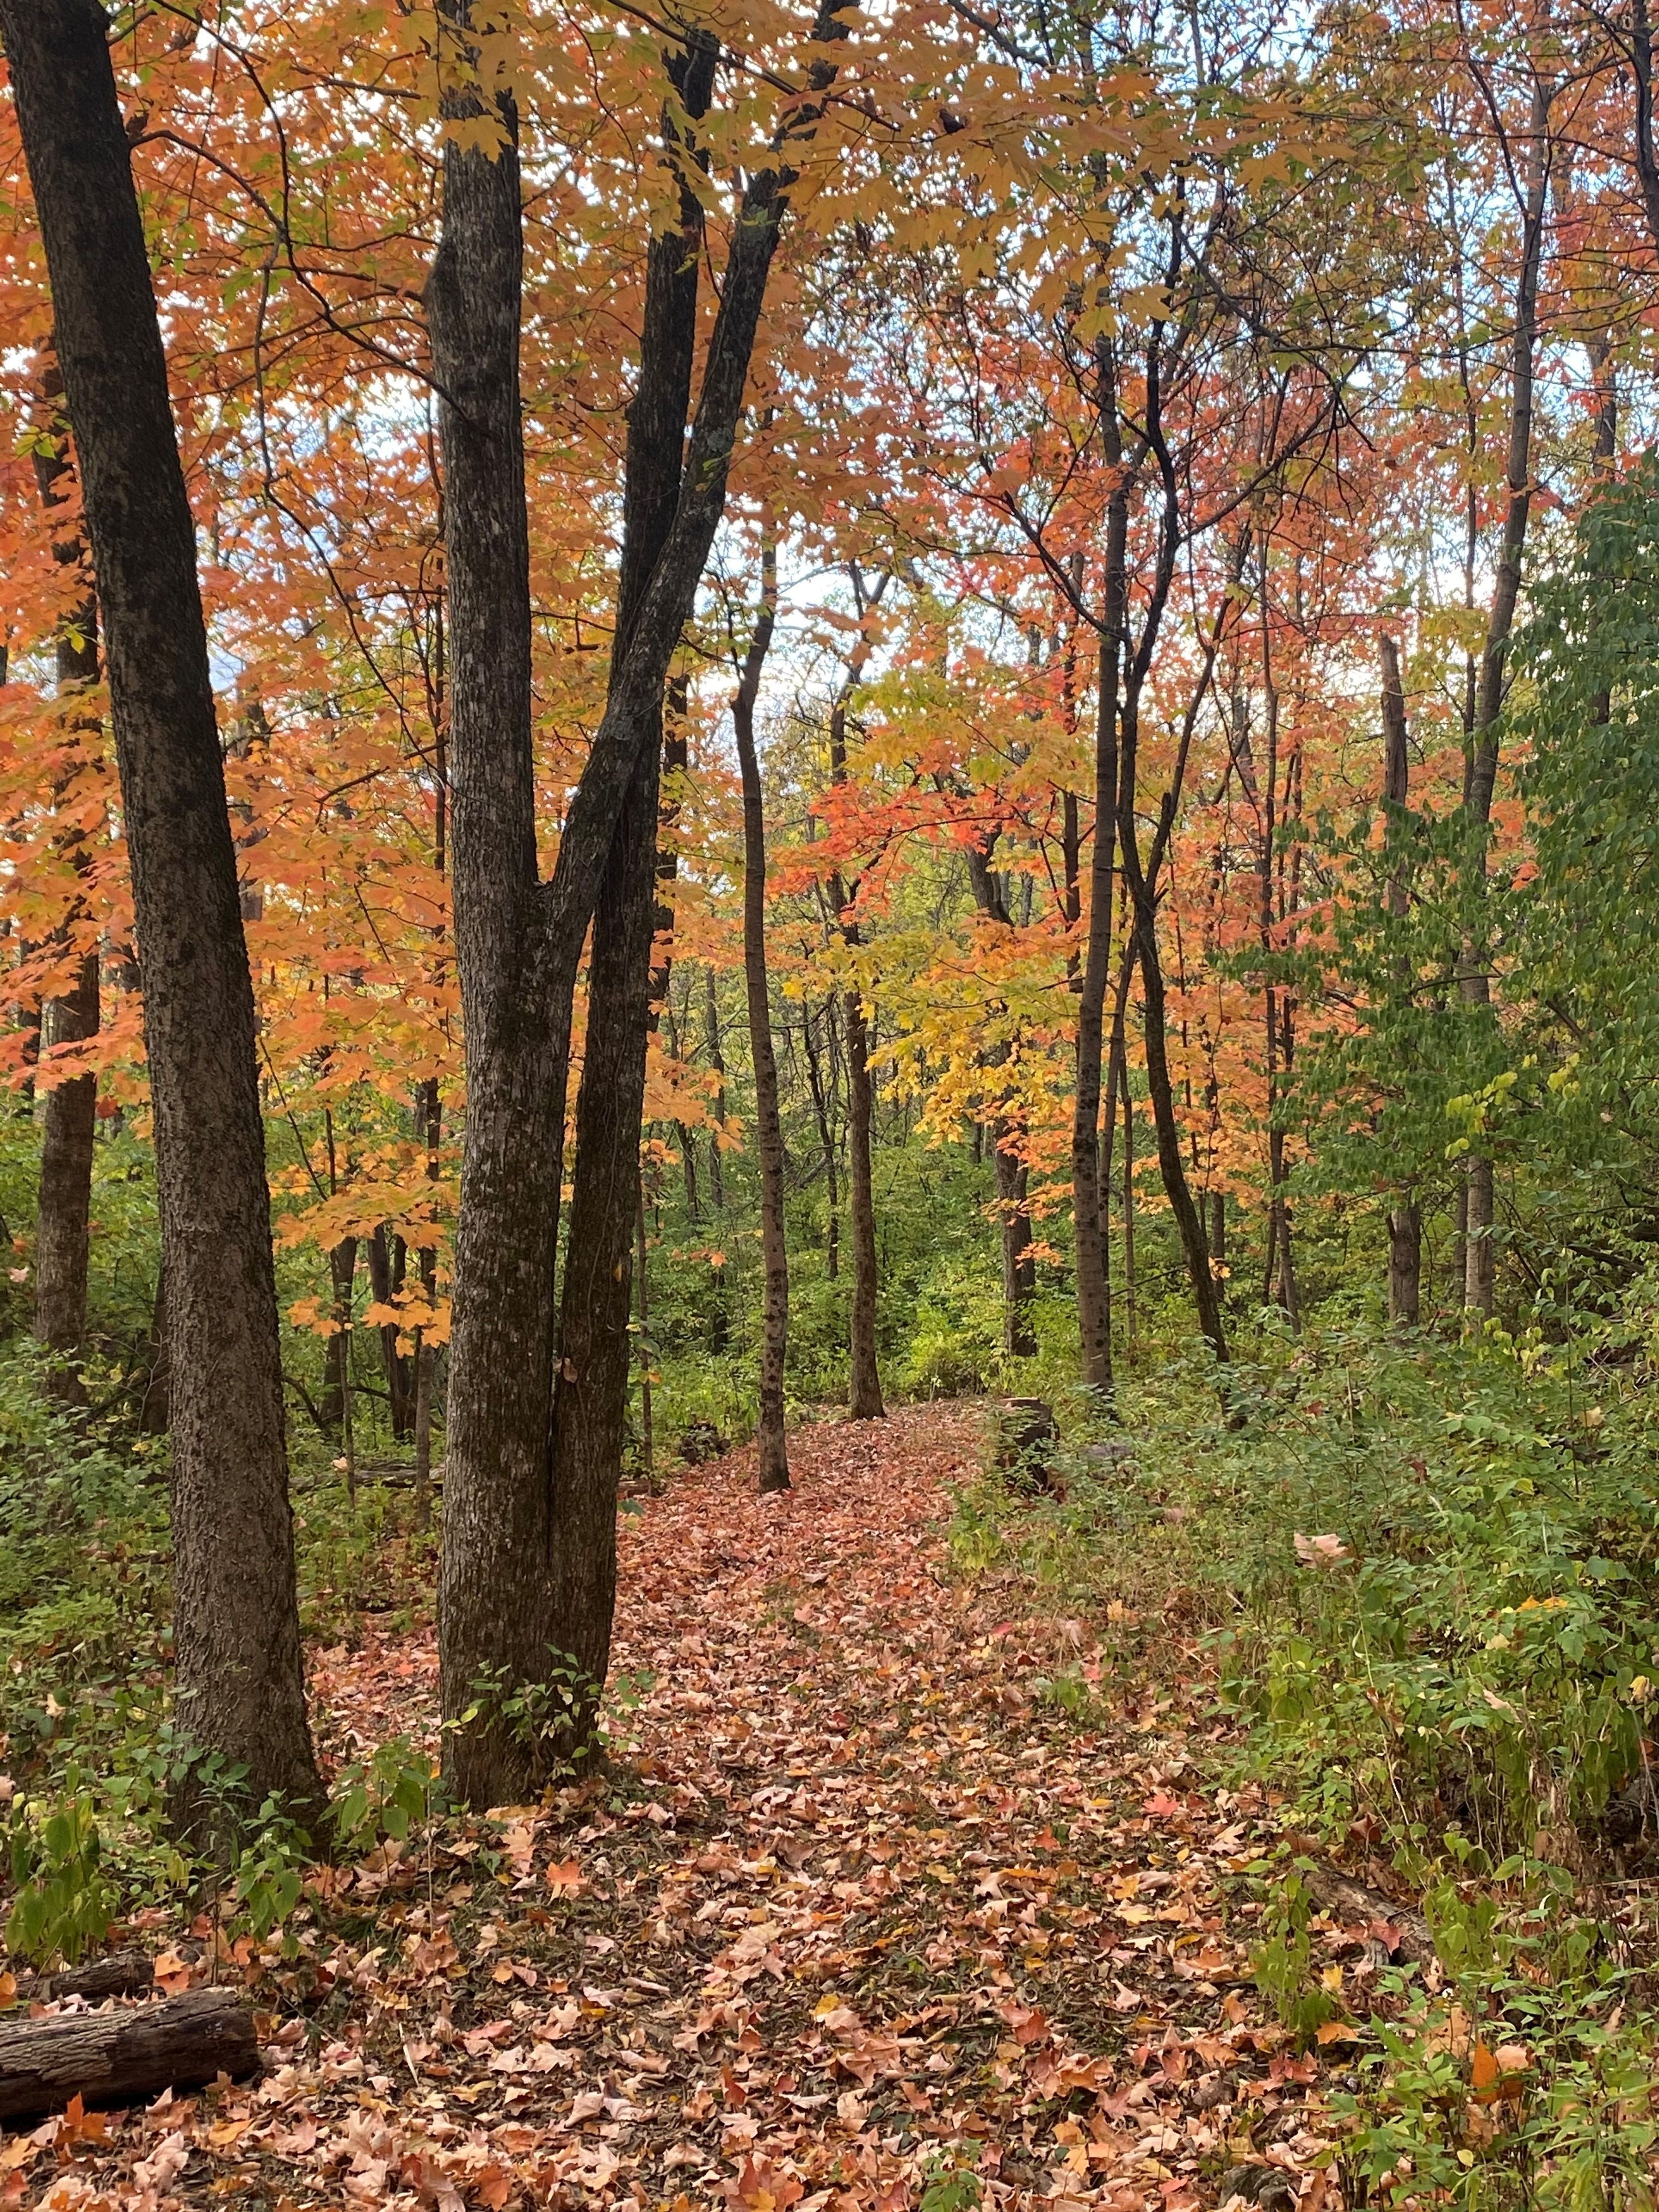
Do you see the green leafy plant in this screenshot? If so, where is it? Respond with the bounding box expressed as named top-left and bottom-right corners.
top-left (5, 1778), bottom-right (115, 1967)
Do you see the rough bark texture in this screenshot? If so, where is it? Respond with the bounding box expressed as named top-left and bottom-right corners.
top-left (428, 35), bottom-right (568, 1801)
top-left (0, 1989), bottom-right (255, 2122)
top-left (733, 557), bottom-right (790, 1491)
top-left (0, 0), bottom-right (322, 1833)
top-left (433, 0), bottom-right (844, 1799)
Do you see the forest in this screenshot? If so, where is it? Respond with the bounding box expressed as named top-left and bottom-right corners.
top-left (5, 0), bottom-right (1659, 2204)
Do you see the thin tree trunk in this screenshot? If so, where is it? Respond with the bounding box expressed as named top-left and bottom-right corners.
top-left (801, 998), bottom-right (839, 1281)
top-left (1071, 350), bottom-right (1128, 1396)
top-left (34, 950), bottom-right (98, 1394)
top-left (825, 568), bottom-right (889, 1419)
top-left (1462, 72), bottom-right (1550, 1322)
top-left (412, 1076), bottom-right (440, 1530)
top-left (733, 543), bottom-right (790, 1491)
top-left (137, 1265), bottom-right (169, 1436)
top-left (366, 1224), bottom-right (413, 1439)
top-left (964, 835), bottom-right (1038, 1360)
top-left (636, 1176), bottom-right (654, 1486)
top-left (1380, 634), bottom-right (1421, 1325)
top-left (843, 989), bottom-right (884, 1417)
top-left (1, 0), bottom-right (323, 1834)
top-left (31, 348), bottom-right (102, 1399)
top-left (704, 966), bottom-right (727, 1217)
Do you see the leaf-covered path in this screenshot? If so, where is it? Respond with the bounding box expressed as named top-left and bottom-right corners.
top-left (19, 1406), bottom-right (1337, 2212)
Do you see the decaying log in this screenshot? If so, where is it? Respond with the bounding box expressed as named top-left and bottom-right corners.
top-left (1302, 1862), bottom-right (1436, 1966)
top-left (0, 1986), bottom-right (256, 2120)
top-left (16, 1950), bottom-right (154, 2005)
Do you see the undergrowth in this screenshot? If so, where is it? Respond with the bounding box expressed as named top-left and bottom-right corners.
top-left (950, 1313), bottom-right (1659, 2206)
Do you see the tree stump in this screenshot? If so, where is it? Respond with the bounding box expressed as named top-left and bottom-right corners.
top-left (993, 1398), bottom-right (1059, 1494)
top-left (0, 1986), bottom-right (257, 2120)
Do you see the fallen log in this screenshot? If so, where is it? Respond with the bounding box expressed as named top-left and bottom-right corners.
top-left (0, 1986), bottom-right (257, 2120)
top-left (14, 1950), bottom-right (155, 2006)
top-left (1303, 1862), bottom-right (1435, 1966)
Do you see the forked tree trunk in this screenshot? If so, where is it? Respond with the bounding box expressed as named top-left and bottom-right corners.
top-left (432, 0), bottom-right (845, 1799)
top-left (1, 0), bottom-right (324, 1835)
top-left (733, 547), bottom-right (790, 1491)
top-left (546, 28), bottom-right (718, 1707)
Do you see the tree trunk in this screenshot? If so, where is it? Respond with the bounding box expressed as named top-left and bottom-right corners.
top-left (733, 544), bottom-right (790, 1490)
top-left (995, 1143), bottom-right (1038, 1357)
top-left (320, 1235), bottom-right (357, 1433)
top-left (825, 572), bottom-right (888, 1420)
top-left (704, 966), bottom-right (728, 1216)
top-left (1461, 73), bottom-right (1549, 1324)
top-left (0, 0), bottom-right (324, 1835)
top-left (1071, 435), bottom-right (1128, 1396)
top-left (1379, 634), bottom-right (1421, 1325)
top-left (35, 950), bottom-right (99, 1393)
top-left (431, 0), bottom-right (849, 1799)
top-left (802, 997), bottom-right (840, 1281)
top-left (137, 1264), bottom-right (169, 1434)
top-left (0, 1989), bottom-right (255, 2124)
top-left (31, 352), bottom-right (103, 1398)
top-left (544, 27), bottom-right (719, 1712)
top-left (844, 987), bottom-right (884, 1417)
top-left (366, 1224), bottom-right (413, 1439)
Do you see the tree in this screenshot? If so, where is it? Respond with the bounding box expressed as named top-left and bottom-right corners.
top-left (732, 540), bottom-right (791, 1490)
top-left (0, 0), bottom-right (324, 1835)
top-left (432, 0), bottom-right (852, 1804)
top-left (29, 350), bottom-right (101, 1398)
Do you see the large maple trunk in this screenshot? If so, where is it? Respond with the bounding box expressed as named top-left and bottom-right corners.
top-left (1, 0), bottom-right (324, 1834)
top-left (433, 0), bottom-right (845, 1801)
top-left (733, 557), bottom-right (790, 1491)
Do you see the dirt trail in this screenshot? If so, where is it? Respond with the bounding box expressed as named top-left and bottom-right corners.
top-left (15, 1406), bottom-right (1333, 2212)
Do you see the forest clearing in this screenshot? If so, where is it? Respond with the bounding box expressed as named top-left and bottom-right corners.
top-left (9, 0), bottom-right (1659, 2203)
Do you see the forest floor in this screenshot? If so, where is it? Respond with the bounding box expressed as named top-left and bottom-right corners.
top-left (14, 1403), bottom-right (1346, 2212)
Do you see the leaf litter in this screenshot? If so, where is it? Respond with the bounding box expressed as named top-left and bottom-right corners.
top-left (8, 1404), bottom-right (1344, 2212)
